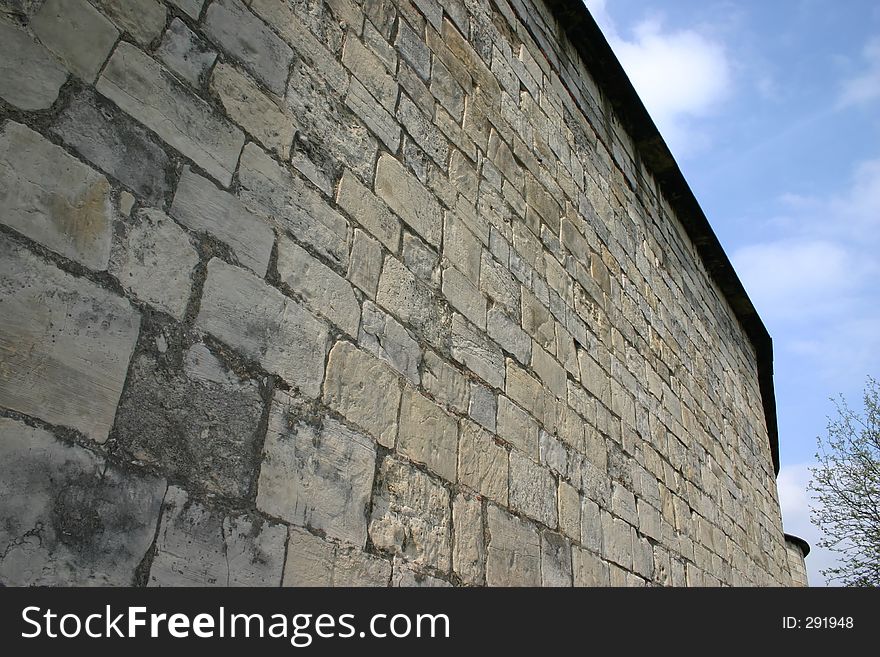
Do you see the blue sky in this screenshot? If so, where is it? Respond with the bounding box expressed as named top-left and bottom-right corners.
top-left (584, 0), bottom-right (880, 585)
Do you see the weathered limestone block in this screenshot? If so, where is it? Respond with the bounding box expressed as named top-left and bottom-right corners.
top-left (392, 558), bottom-right (452, 587)
top-left (0, 121), bottom-right (112, 270)
top-left (423, 351), bottom-right (469, 413)
top-left (97, 42), bottom-right (245, 186)
top-left (369, 456), bottom-right (451, 571)
top-left (345, 76), bottom-right (401, 152)
top-left (283, 527), bottom-right (391, 586)
top-left (337, 170), bottom-right (401, 252)
top-left (452, 493), bottom-right (485, 585)
top-left (342, 34), bottom-right (397, 110)
top-left (486, 505), bottom-right (540, 586)
top-left (541, 530), bottom-right (573, 586)
top-left (375, 153), bottom-right (442, 247)
top-left (443, 266), bottom-right (487, 329)
top-left (376, 255), bottom-right (449, 348)
top-left (359, 301), bottom-right (421, 383)
top-left (171, 166), bottom-right (274, 276)
top-left (443, 212), bottom-right (481, 285)
top-left (53, 89), bottom-right (172, 207)
top-left (469, 383), bottom-right (497, 432)
top-left (211, 63), bottom-right (295, 159)
top-left (611, 481), bottom-right (638, 526)
top-left (601, 511), bottom-right (634, 570)
top-left (402, 231), bottom-right (441, 286)
top-left (509, 451), bottom-right (557, 528)
top-left (572, 547), bottom-right (610, 586)
top-left (323, 340), bottom-right (401, 448)
top-left (0, 20), bottom-right (67, 110)
top-left (532, 343), bottom-right (567, 397)
top-left (0, 418), bottom-right (165, 585)
top-left (395, 17), bottom-right (431, 80)
top-left (109, 209), bottom-right (198, 319)
top-left (558, 481), bottom-right (581, 540)
top-left (398, 387), bottom-right (458, 481)
top-left (579, 458), bottom-right (612, 508)
top-left (203, 0), bottom-right (292, 96)
top-left (581, 498), bottom-right (602, 553)
top-left (258, 391), bottom-right (376, 547)
top-left (238, 144), bottom-right (349, 268)
top-left (458, 419), bottom-right (508, 503)
top-left (496, 396), bottom-right (538, 458)
top-left (277, 237), bottom-right (360, 337)
top-left (149, 486), bottom-right (286, 586)
top-left (32, 0), bottom-right (118, 82)
top-left (157, 18), bottom-right (217, 87)
top-left (91, 0), bottom-right (166, 46)
top-left (540, 430), bottom-right (569, 477)
top-left (196, 258), bottom-right (329, 397)
top-left (397, 93), bottom-right (448, 167)
top-left (450, 313), bottom-right (505, 389)
top-left (487, 308), bottom-right (531, 365)
top-left (168, 0), bottom-right (204, 20)
top-left (0, 237), bottom-right (138, 443)
top-left (115, 344), bottom-right (264, 499)
top-left (348, 229), bottom-right (383, 298)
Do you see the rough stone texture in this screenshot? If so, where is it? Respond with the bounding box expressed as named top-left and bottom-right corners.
top-left (450, 313), bottom-right (504, 389)
top-left (157, 18), bottom-right (217, 87)
top-left (283, 527), bottom-right (391, 586)
top-left (170, 166), bottom-right (274, 276)
top-left (509, 451), bottom-right (557, 528)
top-left (211, 63), bottom-right (294, 158)
top-left (458, 419), bottom-right (508, 503)
top-left (32, 0), bottom-right (118, 82)
top-left (486, 505), bottom-right (540, 586)
top-left (92, 0), bottom-right (166, 46)
top-left (337, 169), bottom-right (401, 252)
top-left (168, 0), bottom-right (203, 20)
top-left (541, 530), bottom-right (573, 586)
top-left (0, 417), bottom-right (165, 585)
top-left (369, 456), bottom-right (451, 571)
top-left (0, 237), bottom-right (138, 443)
top-left (53, 88), bottom-right (172, 207)
top-left (0, 121), bottom-right (112, 270)
top-left (109, 209), bottom-right (198, 320)
top-left (203, 0), bottom-right (293, 96)
top-left (453, 493), bottom-right (485, 585)
top-left (277, 237), bottom-right (360, 336)
top-left (97, 42), bottom-right (245, 186)
top-left (398, 387), bottom-right (458, 481)
top-left (0, 20), bottom-right (68, 110)
top-left (360, 301), bottom-right (421, 383)
top-left (115, 343), bottom-right (264, 499)
top-left (348, 229), bottom-right (383, 298)
top-left (376, 255), bottom-right (448, 349)
top-left (323, 340), bottom-right (401, 448)
top-left (423, 351), bottom-right (469, 414)
top-left (196, 258), bottom-right (329, 397)
top-left (392, 558), bottom-right (452, 587)
top-left (375, 153), bottom-right (442, 246)
top-left (238, 143), bottom-right (349, 268)
top-left (258, 390), bottom-right (376, 547)
top-left (150, 486), bottom-right (286, 586)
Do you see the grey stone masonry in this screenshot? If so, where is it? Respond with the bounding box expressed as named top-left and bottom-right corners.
top-left (0, 0), bottom-right (796, 588)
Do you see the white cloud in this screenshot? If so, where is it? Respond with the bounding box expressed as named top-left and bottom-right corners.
top-left (838, 38), bottom-right (880, 108)
top-left (584, 1), bottom-right (732, 157)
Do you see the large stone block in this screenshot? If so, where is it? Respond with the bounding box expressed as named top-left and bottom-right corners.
top-left (32, 0), bottom-right (118, 82)
top-left (277, 238), bottom-right (360, 337)
top-left (97, 42), bottom-right (244, 186)
top-left (283, 527), bottom-right (391, 586)
top-left (452, 493), bottom-right (485, 585)
top-left (336, 169), bottom-right (401, 252)
top-left (359, 301), bottom-right (421, 384)
top-left (170, 166), bottom-right (274, 276)
top-left (109, 209), bottom-right (198, 320)
top-left (509, 451), bottom-right (557, 528)
top-left (496, 396), bottom-right (539, 458)
top-left (323, 341), bottom-right (401, 448)
top-left (423, 351), bottom-right (469, 414)
top-left (196, 258), bottom-right (329, 397)
top-left (115, 344), bottom-right (264, 499)
top-left (450, 313), bottom-right (505, 389)
top-left (376, 255), bottom-right (448, 349)
top-left (0, 20), bottom-right (67, 110)
top-left (157, 18), bottom-right (217, 87)
top-left (53, 88), bottom-right (172, 207)
top-left (369, 456), bottom-right (451, 571)
top-left (0, 237), bottom-right (138, 443)
top-left (238, 144), bottom-right (349, 269)
top-left (398, 387), bottom-right (458, 482)
top-left (0, 418), bottom-right (165, 586)
top-left (486, 505), bottom-right (540, 586)
top-left (541, 530), bottom-right (573, 586)
top-left (572, 547), bottom-right (610, 586)
top-left (0, 121), bottom-right (112, 270)
top-left (258, 391), bottom-right (376, 546)
top-left (203, 0), bottom-right (293, 95)
top-left (458, 419), bottom-right (508, 503)
top-left (149, 486), bottom-right (286, 586)
top-left (92, 0), bottom-right (166, 46)
top-left (375, 154), bottom-right (442, 247)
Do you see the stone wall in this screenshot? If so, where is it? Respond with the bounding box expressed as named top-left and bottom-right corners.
top-left (0, 0), bottom-right (795, 586)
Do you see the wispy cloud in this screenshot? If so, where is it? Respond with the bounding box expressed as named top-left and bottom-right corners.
top-left (838, 38), bottom-right (880, 108)
top-left (584, 0), bottom-right (732, 157)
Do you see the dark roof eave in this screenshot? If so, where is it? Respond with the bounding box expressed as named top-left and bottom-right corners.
top-left (544, 0), bottom-right (780, 474)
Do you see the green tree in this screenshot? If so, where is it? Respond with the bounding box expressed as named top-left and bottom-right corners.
top-left (809, 377), bottom-right (880, 586)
